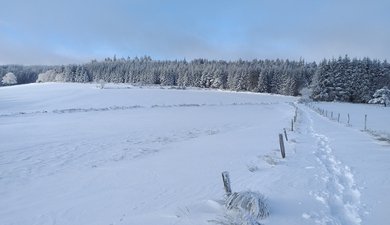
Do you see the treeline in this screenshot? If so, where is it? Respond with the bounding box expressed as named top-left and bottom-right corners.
top-left (311, 56), bottom-right (390, 103)
top-left (2, 56), bottom-right (390, 102)
top-left (37, 57), bottom-right (316, 96)
top-left (0, 65), bottom-right (53, 85)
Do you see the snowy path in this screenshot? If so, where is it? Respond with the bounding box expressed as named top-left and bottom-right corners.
top-left (298, 106), bottom-right (362, 225)
top-left (294, 104), bottom-right (390, 225)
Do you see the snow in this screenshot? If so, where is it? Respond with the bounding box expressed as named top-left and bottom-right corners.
top-left (1, 83), bottom-right (389, 225)
top-left (307, 101), bottom-right (390, 139)
top-left (296, 105), bottom-right (390, 225)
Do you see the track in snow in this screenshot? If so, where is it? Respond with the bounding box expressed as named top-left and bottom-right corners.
top-left (300, 106), bottom-right (363, 225)
top-left (0, 102), bottom-right (278, 118)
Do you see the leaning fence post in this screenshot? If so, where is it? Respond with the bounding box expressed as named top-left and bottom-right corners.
top-left (284, 128), bottom-right (288, 141)
top-left (279, 133), bottom-right (286, 158)
top-left (222, 171), bottom-right (232, 196)
top-left (364, 114), bottom-right (367, 131)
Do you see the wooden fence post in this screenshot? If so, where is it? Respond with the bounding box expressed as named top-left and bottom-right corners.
top-left (364, 114), bottom-right (367, 131)
top-left (284, 128), bottom-right (288, 141)
top-left (347, 113), bottom-right (350, 125)
top-left (338, 113), bottom-right (340, 123)
top-left (294, 109), bottom-right (297, 122)
top-left (279, 133), bottom-right (286, 158)
top-left (331, 112), bottom-right (333, 119)
top-left (291, 119), bottom-right (294, 131)
top-left (222, 171), bottom-right (232, 196)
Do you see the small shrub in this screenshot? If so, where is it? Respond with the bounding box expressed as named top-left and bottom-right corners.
top-left (225, 191), bottom-right (269, 220)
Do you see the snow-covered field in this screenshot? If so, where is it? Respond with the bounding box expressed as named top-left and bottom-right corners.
top-left (1, 83), bottom-right (389, 225)
top-left (307, 101), bottom-right (390, 138)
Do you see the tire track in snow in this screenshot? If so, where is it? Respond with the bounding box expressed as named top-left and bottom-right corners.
top-left (302, 106), bottom-right (362, 225)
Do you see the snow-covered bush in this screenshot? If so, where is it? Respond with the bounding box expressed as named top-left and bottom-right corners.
top-left (2, 72), bottom-right (17, 85)
top-left (36, 70), bottom-right (55, 82)
top-left (225, 191), bottom-right (269, 219)
top-left (36, 70), bottom-right (65, 83)
top-left (98, 79), bottom-right (105, 89)
top-left (298, 87), bottom-right (313, 103)
top-left (368, 86), bottom-right (390, 107)
top-left (216, 191), bottom-right (269, 225)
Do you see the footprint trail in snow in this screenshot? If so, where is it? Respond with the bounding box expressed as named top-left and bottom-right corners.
top-left (300, 106), bottom-right (363, 225)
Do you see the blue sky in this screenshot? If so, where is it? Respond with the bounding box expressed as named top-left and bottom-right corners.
top-left (1, 0), bottom-right (389, 65)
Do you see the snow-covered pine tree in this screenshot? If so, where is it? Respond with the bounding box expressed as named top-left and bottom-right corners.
top-left (210, 68), bottom-right (226, 89)
top-left (368, 86), bottom-right (390, 106)
top-left (312, 59), bottom-right (331, 101)
top-left (257, 68), bottom-right (270, 93)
